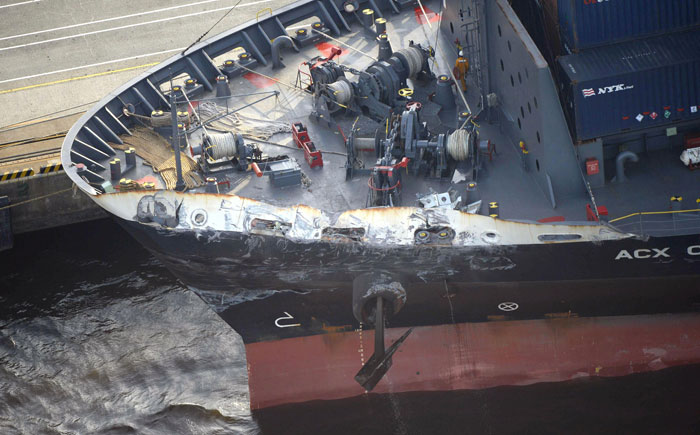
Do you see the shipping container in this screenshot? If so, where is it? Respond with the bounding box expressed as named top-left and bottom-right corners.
top-left (556, 0), bottom-right (700, 52)
top-left (558, 29), bottom-right (700, 142)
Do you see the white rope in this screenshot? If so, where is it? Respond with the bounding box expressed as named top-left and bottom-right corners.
top-left (236, 64), bottom-right (308, 95)
top-left (447, 129), bottom-right (470, 161)
top-left (416, 0), bottom-right (433, 30)
top-left (399, 47), bottom-right (424, 78)
top-left (197, 101), bottom-right (290, 140)
top-left (327, 80), bottom-right (353, 103)
top-left (0, 187), bottom-right (73, 211)
top-left (206, 132), bottom-right (240, 160)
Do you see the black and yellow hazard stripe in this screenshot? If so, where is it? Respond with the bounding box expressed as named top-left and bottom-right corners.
top-left (0, 168), bottom-right (35, 182)
top-left (39, 163), bottom-right (63, 174)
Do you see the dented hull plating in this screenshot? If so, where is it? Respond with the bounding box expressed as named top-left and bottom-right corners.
top-left (115, 212), bottom-right (700, 344)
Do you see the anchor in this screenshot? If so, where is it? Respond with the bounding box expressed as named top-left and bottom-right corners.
top-left (354, 296), bottom-right (413, 391)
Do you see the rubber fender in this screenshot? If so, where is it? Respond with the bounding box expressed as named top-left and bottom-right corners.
top-left (352, 272), bottom-right (407, 325)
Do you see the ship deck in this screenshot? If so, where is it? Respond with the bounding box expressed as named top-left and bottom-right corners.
top-left (65, 0), bottom-right (700, 237)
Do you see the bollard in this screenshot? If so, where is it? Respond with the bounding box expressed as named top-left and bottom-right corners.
top-left (110, 158), bottom-right (121, 181)
top-left (124, 147), bottom-right (136, 167)
top-left (670, 196), bottom-right (682, 211)
top-left (465, 182), bottom-right (480, 205)
top-left (375, 17), bottom-right (387, 34)
top-left (362, 9), bottom-right (374, 28)
top-left (216, 75), bottom-right (231, 98)
top-left (434, 75), bottom-right (456, 112)
top-left (205, 177), bottom-right (218, 193)
top-left (458, 111), bottom-right (470, 125)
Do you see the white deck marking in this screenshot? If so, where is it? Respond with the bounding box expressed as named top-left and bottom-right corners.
top-left (0, 0), bottom-right (223, 42)
top-left (0, 47), bottom-right (185, 85)
top-left (0, 0), bottom-right (40, 9)
top-left (0, 0), bottom-right (272, 53)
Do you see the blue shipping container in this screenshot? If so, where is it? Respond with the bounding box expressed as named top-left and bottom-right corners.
top-left (558, 29), bottom-right (700, 141)
top-left (558, 0), bottom-right (700, 52)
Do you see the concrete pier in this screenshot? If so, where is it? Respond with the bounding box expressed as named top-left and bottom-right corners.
top-left (0, 0), bottom-right (296, 249)
top-left (0, 115), bottom-right (106, 247)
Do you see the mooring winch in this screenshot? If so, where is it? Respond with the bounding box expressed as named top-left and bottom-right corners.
top-left (309, 42), bottom-right (434, 124)
top-left (345, 103), bottom-right (477, 207)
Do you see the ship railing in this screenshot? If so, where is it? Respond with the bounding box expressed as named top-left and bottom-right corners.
top-left (608, 208), bottom-right (700, 237)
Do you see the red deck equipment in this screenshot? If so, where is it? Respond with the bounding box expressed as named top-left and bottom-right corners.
top-left (292, 122), bottom-right (323, 168)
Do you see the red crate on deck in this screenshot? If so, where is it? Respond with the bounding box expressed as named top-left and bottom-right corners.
top-left (292, 122), bottom-right (323, 168)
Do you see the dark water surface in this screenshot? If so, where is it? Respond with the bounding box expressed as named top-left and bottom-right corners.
top-left (1, 219), bottom-right (699, 434)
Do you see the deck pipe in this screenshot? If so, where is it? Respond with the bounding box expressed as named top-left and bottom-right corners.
top-left (614, 151), bottom-right (638, 183)
top-left (271, 35), bottom-right (295, 69)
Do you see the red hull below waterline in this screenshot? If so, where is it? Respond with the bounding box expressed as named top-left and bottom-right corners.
top-left (246, 314), bottom-right (700, 410)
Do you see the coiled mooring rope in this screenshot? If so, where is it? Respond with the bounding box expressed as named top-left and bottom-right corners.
top-left (446, 129), bottom-right (470, 161)
top-left (399, 47), bottom-right (425, 78)
top-left (327, 80), bottom-right (353, 104)
top-left (197, 102), bottom-right (290, 140)
top-left (205, 132), bottom-right (241, 160)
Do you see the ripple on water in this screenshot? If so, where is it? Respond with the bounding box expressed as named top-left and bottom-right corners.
top-left (0, 285), bottom-right (256, 434)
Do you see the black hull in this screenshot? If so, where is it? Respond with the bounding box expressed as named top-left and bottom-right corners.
top-left (116, 217), bottom-right (700, 344)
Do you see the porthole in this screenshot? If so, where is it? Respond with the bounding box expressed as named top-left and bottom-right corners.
top-left (191, 209), bottom-right (208, 226)
top-left (498, 25), bottom-right (502, 37)
top-left (528, 102), bottom-right (532, 114)
top-left (481, 230), bottom-right (501, 244)
top-left (517, 117), bottom-right (522, 130)
top-left (507, 40), bottom-right (512, 52)
top-left (534, 97), bottom-right (538, 108)
top-left (536, 131), bottom-right (541, 143)
top-left (450, 22), bottom-right (454, 34)
top-left (510, 75), bottom-right (514, 87)
top-left (536, 159), bottom-right (540, 172)
top-left (525, 68), bottom-right (529, 78)
top-left (500, 59), bottom-right (504, 71)
top-left (520, 106), bottom-right (525, 118)
top-left (518, 71), bottom-right (522, 84)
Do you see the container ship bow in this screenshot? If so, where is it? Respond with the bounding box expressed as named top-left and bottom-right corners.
top-left (61, 0), bottom-right (700, 409)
